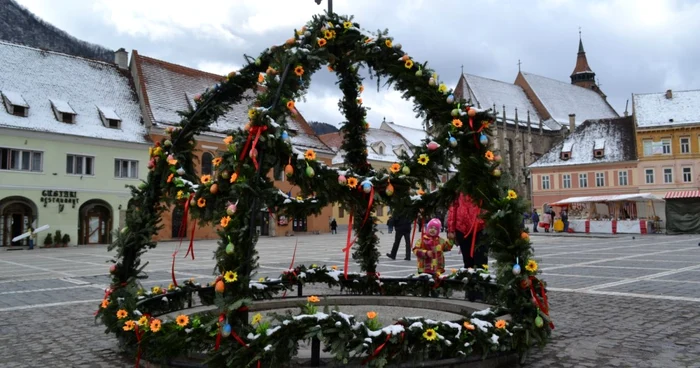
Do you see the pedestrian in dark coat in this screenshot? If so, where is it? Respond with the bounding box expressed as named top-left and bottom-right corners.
top-left (531, 210), bottom-right (540, 233)
top-left (387, 215), bottom-right (413, 261)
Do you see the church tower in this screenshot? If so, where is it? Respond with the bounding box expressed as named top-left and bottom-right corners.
top-left (570, 32), bottom-right (606, 97)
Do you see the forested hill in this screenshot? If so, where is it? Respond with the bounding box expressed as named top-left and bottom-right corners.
top-left (309, 121), bottom-right (339, 135)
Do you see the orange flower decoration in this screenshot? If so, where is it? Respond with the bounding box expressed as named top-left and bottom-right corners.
top-left (417, 189), bottom-right (425, 196)
top-left (463, 321), bottom-right (475, 330)
top-left (359, 85), bottom-right (364, 93)
top-left (485, 151), bottom-right (495, 161)
top-left (223, 136), bottom-right (233, 145)
top-left (481, 120), bottom-right (491, 129)
top-left (212, 157), bottom-right (223, 167)
top-left (286, 100), bottom-right (295, 110)
top-left (123, 320), bottom-right (136, 331)
top-left (150, 319), bottom-right (162, 333)
top-left (116, 309), bottom-right (128, 319)
top-left (258, 73), bottom-right (264, 83)
top-left (452, 119), bottom-right (463, 128)
top-left (230, 172), bottom-right (238, 183)
top-left (390, 163), bottom-right (401, 173)
top-left (220, 216), bottom-right (231, 228)
top-left (307, 295), bottom-right (320, 303)
top-left (200, 174), bottom-right (211, 184)
top-left (521, 232), bottom-right (529, 240)
top-left (367, 311), bottom-right (377, 319)
top-left (304, 149), bottom-right (316, 160)
top-left (176, 315), bottom-right (189, 327)
top-left (317, 38), bottom-right (327, 47)
top-left (197, 198), bottom-right (206, 208)
top-left (495, 320), bottom-right (507, 329)
top-left (347, 177), bottom-right (358, 188)
top-left (357, 98), bottom-right (363, 104)
top-left (101, 299), bottom-right (109, 308)
top-left (294, 66), bottom-right (304, 77)
top-left (327, 65), bottom-right (334, 72)
top-left (167, 173), bottom-right (174, 183)
top-left (167, 157), bottom-right (178, 166)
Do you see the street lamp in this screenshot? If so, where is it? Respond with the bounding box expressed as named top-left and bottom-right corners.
top-left (314, 0), bottom-right (332, 14)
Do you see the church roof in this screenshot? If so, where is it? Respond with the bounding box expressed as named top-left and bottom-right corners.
top-left (529, 116), bottom-right (636, 168)
top-left (571, 38), bottom-right (594, 76)
top-left (633, 89), bottom-right (700, 129)
top-left (456, 73), bottom-right (550, 130)
top-left (519, 72), bottom-right (618, 125)
top-left (131, 51), bottom-right (332, 153)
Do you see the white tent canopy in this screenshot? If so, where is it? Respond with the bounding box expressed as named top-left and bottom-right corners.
top-left (550, 193), bottom-right (665, 206)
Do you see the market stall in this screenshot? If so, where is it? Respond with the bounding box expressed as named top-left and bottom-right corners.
top-left (548, 193), bottom-right (665, 234)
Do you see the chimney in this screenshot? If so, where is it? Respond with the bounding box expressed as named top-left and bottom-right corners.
top-left (665, 89), bottom-right (673, 99)
top-left (568, 114), bottom-right (576, 132)
top-left (115, 48), bottom-right (128, 70)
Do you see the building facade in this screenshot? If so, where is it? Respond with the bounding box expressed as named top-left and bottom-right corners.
top-left (0, 42), bottom-right (150, 247)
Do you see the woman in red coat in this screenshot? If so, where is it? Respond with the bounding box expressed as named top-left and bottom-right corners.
top-left (447, 193), bottom-right (487, 269)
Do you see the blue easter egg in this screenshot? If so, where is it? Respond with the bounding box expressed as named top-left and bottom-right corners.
top-left (221, 324), bottom-right (232, 337)
top-left (479, 134), bottom-right (488, 145)
top-left (512, 264), bottom-right (521, 275)
top-left (362, 182), bottom-right (372, 193)
top-left (446, 94), bottom-right (455, 104)
top-left (449, 136), bottom-right (457, 147)
top-left (281, 131), bottom-right (290, 142)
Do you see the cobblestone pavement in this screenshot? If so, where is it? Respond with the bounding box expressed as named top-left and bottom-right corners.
top-left (1, 232), bottom-right (700, 367)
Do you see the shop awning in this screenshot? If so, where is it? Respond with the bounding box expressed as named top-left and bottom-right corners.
top-left (664, 190), bottom-right (700, 199)
top-left (550, 193), bottom-right (665, 206)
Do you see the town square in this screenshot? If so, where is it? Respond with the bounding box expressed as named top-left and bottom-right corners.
top-left (1, 0), bottom-right (699, 366)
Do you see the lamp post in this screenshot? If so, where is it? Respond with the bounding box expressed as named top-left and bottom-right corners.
top-left (314, 0), bottom-right (332, 13)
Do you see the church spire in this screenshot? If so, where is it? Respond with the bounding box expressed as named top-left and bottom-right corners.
top-left (570, 29), bottom-right (598, 92)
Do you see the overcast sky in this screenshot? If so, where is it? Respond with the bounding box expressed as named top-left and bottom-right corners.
top-left (16, 0), bottom-right (700, 129)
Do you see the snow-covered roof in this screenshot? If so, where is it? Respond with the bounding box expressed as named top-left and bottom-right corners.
top-left (49, 99), bottom-right (75, 114)
top-left (529, 116), bottom-right (636, 168)
top-left (633, 89), bottom-right (700, 128)
top-left (379, 120), bottom-right (428, 146)
top-left (0, 41), bottom-right (147, 143)
top-left (134, 52), bottom-right (332, 154)
top-left (520, 72), bottom-right (618, 124)
top-left (324, 128), bottom-right (415, 165)
top-left (455, 73), bottom-right (553, 131)
top-left (97, 106), bottom-right (121, 121)
top-left (3, 91), bottom-right (28, 107)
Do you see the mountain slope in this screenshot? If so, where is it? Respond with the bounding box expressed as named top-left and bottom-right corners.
top-left (0, 0), bottom-right (114, 62)
top-left (309, 121), bottom-right (339, 135)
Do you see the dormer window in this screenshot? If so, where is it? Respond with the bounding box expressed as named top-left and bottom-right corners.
top-left (560, 152), bottom-right (571, 160)
top-left (560, 141), bottom-right (573, 161)
top-left (2, 91), bottom-right (29, 117)
top-left (593, 139), bottom-right (605, 158)
top-left (97, 106), bottom-right (122, 129)
top-left (392, 144), bottom-right (407, 157)
top-left (50, 99), bottom-right (76, 124)
top-left (370, 142), bottom-right (386, 155)
top-left (378, 146), bottom-right (384, 154)
top-left (594, 149), bottom-right (604, 158)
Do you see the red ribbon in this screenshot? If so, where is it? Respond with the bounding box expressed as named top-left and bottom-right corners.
top-left (529, 276), bottom-right (554, 329)
top-left (361, 334), bottom-right (392, 365)
top-left (468, 113), bottom-right (478, 147)
top-left (230, 327), bottom-right (262, 368)
top-left (469, 200), bottom-right (483, 258)
top-left (240, 126), bottom-right (268, 170)
top-left (215, 313), bottom-right (225, 350)
top-left (171, 193), bottom-right (194, 287)
top-left (134, 324), bottom-right (144, 368)
top-left (282, 239), bottom-right (298, 298)
top-left (343, 212), bottom-right (354, 280)
top-left (184, 217), bottom-right (197, 260)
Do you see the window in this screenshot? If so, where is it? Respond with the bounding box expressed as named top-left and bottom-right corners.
top-left (97, 106), bottom-right (122, 129)
top-left (0, 147), bottom-right (42, 172)
top-left (201, 152), bottom-right (214, 175)
top-left (662, 139), bottom-right (671, 154)
top-left (593, 149), bottom-right (604, 158)
top-left (377, 206), bottom-right (384, 216)
top-left (560, 151), bottom-right (570, 160)
top-left (595, 172), bottom-right (605, 187)
top-left (338, 207), bottom-right (345, 218)
top-left (663, 168), bottom-right (673, 183)
top-left (643, 140), bottom-right (652, 156)
top-left (66, 155), bottom-right (94, 175)
top-left (13, 106), bottom-right (27, 117)
top-left (562, 174), bottom-right (571, 189)
top-left (542, 175), bottom-right (550, 190)
top-left (378, 146), bottom-right (384, 155)
top-left (682, 167), bottom-right (692, 183)
top-left (645, 169), bottom-right (654, 184)
top-left (114, 159), bottom-right (138, 178)
top-left (579, 173), bottom-right (588, 188)
top-left (680, 137), bottom-right (690, 154)
top-left (618, 171), bottom-right (628, 186)
top-left (274, 164), bottom-right (285, 181)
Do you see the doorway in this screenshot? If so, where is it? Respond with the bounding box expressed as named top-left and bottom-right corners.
top-left (292, 216), bottom-right (307, 232)
top-left (0, 197), bottom-right (36, 247)
top-left (79, 200), bottom-right (112, 245)
top-left (256, 211), bottom-right (270, 236)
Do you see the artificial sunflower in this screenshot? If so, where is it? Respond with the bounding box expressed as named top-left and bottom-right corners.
top-left (507, 189), bottom-right (518, 200)
top-left (258, 277), bottom-right (266, 282)
top-left (485, 151), bottom-right (495, 161)
top-left (212, 157), bottom-right (223, 167)
top-left (482, 264), bottom-right (489, 270)
top-left (452, 118), bottom-right (463, 128)
top-left (116, 309), bottom-right (128, 319)
top-left (176, 314), bottom-right (190, 327)
top-left (304, 149), bottom-right (316, 160)
top-left (294, 66), bottom-right (304, 77)
top-left (197, 198), bottom-right (206, 208)
top-left (223, 136), bottom-right (233, 145)
top-left (390, 163), bottom-right (401, 173)
top-left (230, 172), bottom-right (238, 183)
top-left (324, 30), bottom-right (333, 39)
top-left (150, 319), bottom-right (162, 333)
top-left (495, 320), bottom-right (507, 329)
top-left (331, 265), bottom-right (338, 270)
top-left (347, 177), bottom-right (358, 188)
top-left (200, 174), bottom-right (212, 184)
top-left (152, 146), bottom-right (162, 156)
top-left (343, 21), bottom-right (352, 29)
top-left (317, 38), bottom-right (327, 47)
top-left (137, 316), bottom-right (149, 327)
top-left (385, 39), bottom-right (392, 48)
top-left (367, 311), bottom-right (377, 319)
top-left (463, 321), bottom-right (475, 330)
top-left (224, 270), bottom-right (238, 283)
top-left (168, 283), bottom-right (175, 290)
top-left (286, 100), bottom-right (295, 110)
top-left (247, 108), bottom-right (257, 119)
top-left (438, 83), bottom-right (448, 93)
top-left (167, 173), bottom-right (174, 183)
top-left (525, 259), bottom-right (538, 273)
top-left (252, 313), bottom-right (263, 325)
top-left (307, 295), bottom-right (320, 303)
top-left (152, 286), bottom-right (161, 294)
top-left (417, 154), bottom-right (430, 165)
top-left (405, 59), bottom-right (414, 69)
top-left (123, 320), bottom-right (136, 331)
top-left (100, 299), bottom-right (109, 308)
top-left (220, 216), bottom-right (231, 228)
top-left (330, 30), bottom-right (336, 38)
top-left (423, 328), bottom-right (437, 341)
top-left (176, 190), bottom-right (185, 200)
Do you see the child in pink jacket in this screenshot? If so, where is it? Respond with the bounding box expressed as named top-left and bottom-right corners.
top-left (413, 218), bottom-right (454, 275)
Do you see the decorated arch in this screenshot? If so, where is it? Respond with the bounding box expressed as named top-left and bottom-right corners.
top-left (97, 12), bottom-right (552, 367)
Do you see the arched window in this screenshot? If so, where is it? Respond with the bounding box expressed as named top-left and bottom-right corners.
top-left (201, 152), bottom-right (214, 175)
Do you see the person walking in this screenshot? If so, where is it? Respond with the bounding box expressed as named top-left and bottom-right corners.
top-left (386, 214), bottom-right (413, 261)
top-left (387, 216), bottom-right (394, 234)
top-left (27, 226), bottom-right (35, 250)
top-left (561, 208), bottom-right (569, 233)
top-left (330, 218), bottom-right (337, 234)
top-left (531, 209), bottom-right (540, 233)
top-left (447, 193), bottom-right (487, 269)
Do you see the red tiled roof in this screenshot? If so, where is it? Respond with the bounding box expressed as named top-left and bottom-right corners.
top-left (664, 191), bottom-right (700, 199)
top-left (318, 132), bottom-right (343, 150)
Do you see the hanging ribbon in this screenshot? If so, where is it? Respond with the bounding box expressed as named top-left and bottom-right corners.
top-left (282, 239), bottom-right (298, 298)
top-left (361, 186), bottom-right (375, 228)
top-left (469, 200), bottom-right (483, 258)
top-left (230, 328), bottom-right (262, 368)
top-left (467, 108), bottom-right (478, 147)
top-left (134, 324), bottom-right (144, 368)
top-left (240, 126), bottom-right (268, 170)
top-left (215, 313), bottom-right (225, 350)
top-left (361, 334), bottom-right (392, 365)
top-left (342, 212), bottom-right (354, 280)
top-left (409, 219), bottom-right (418, 249)
top-left (171, 193), bottom-right (194, 287)
top-left (528, 276), bottom-right (554, 329)
top-left (184, 218), bottom-right (197, 260)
